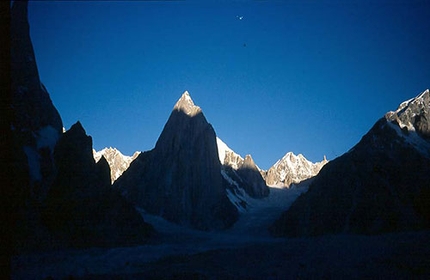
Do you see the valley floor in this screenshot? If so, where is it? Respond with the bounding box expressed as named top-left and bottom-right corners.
top-left (11, 186), bottom-right (430, 279)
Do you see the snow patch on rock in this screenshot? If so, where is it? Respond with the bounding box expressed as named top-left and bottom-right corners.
top-left (36, 125), bottom-right (60, 150)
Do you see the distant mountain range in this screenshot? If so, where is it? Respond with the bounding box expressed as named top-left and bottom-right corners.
top-left (95, 134), bottom-right (327, 190)
top-left (94, 108), bottom-right (327, 218)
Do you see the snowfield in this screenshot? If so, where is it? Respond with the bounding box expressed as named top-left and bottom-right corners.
top-left (11, 183), bottom-right (430, 279)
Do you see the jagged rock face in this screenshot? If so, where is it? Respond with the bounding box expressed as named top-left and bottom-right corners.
top-left (115, 92), bottom-right (238, 230)
top-left (270, 90), bottom-right (430, 237)
top-left (93, 147), bottom-right (140, 183)
top-left (44, 122), bottom-right (153, 248)
top-left (264, 152), bottom-right (328, 188)
top-left (216, 137), bottom-right (269, 200)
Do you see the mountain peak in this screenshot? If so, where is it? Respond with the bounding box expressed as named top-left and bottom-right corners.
top-left (242, 154), bottom-right (261, 171)
top-left (69, 121), bottom-right (86, 135)
top-left (243, 154), bottom-right (255, 164)
top-left (173, 91), bottom-right (201, 116)
top-left (116, 90), bottom-right (238, 230)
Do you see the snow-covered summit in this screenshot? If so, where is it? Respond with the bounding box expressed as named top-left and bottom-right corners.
top-left (384, 89), bottom-right (430, 157)
top-left (173, 91), bottom-right (202, 117)
top-left (93, 147), bottom-right (140, 183)
top-left (264, 152), bottom-right (328, 188)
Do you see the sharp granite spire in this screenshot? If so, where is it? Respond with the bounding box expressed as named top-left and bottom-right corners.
top-left (114, 91), bottom-right (238, 230)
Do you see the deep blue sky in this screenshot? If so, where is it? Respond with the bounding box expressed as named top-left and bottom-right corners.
top-left (28, 0), bottom-right (429, 169)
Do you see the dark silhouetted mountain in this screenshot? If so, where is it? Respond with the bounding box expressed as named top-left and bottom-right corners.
top-left (10, 0), bottom-right (64, 250)
top-left (10, 1), bottom-right (153, 250)
top-left (11, 1), bottom-right (62, 135)
top-left (216, 137), bottom-right (269, 201)
top-left (43, 122), bottom-right (154, 248)
top-left (270, 90), bottom-right (430, 237)
top-left (114, 91), bottom-right (238, 230)
top-left (11, 0), bottom-right (63, 202)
